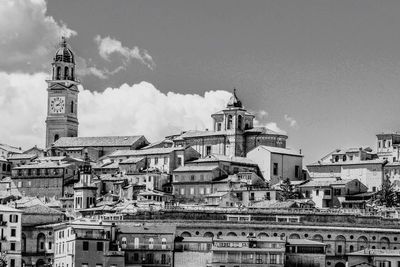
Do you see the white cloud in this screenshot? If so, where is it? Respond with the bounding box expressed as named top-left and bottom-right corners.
top-left (94, 35), bottom-right (155, 70)
top-left (0, 72), bottom-right (287, 149)
top-left (284, 114), bottom-right (299, 128)
top-left (0, 0), bottom-right (76, 72)
top-left (258, 110), bottom-right (268, 119)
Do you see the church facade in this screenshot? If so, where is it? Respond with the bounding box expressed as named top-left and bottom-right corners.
top-left (170, 90), bottom-right (288, 158)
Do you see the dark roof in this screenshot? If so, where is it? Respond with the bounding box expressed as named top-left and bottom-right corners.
top-left (53, 136), bottom-right (145, 148)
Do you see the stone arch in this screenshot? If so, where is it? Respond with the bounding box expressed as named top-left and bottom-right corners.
top-left (36, 259), bottom-right (46, 267)
top-left (37, 232), bottom-right (46, 253)
top-left (335, 263), bottom-right (345, 267)
top-left (64, 66), bottom-right (69, 79)
top-left (335, 235), bottom-right (346, 255)
top-left (203, 232), bottom-right (214, 238)
top-left (181, 231), bottom-right (191, 237)
top-left (257, 232), bottom-right (269, 238)
top-left (380, 237), bottom-right (390, 249)
top-left (289, 233), bottom-right (300, 239)
top-left (227, 232), bottom-right (237, 237)
top-left (357, 236), bottom-right (368, 251)
top-left (312, 234), bottom-right (323, 242)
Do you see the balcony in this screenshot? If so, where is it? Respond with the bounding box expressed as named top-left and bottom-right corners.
top-left (122, 244), bottom-right (172, 251)
top-left (105, 251), bottom-right (125, 257)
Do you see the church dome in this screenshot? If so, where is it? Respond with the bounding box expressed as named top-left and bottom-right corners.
top-left (227, 89), bottom-right (243, 108)
top-left (54, 37), bottom-right (74, 63)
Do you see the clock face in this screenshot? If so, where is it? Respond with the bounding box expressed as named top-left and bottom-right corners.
top-left (49, 96), bottom-right (65, 114)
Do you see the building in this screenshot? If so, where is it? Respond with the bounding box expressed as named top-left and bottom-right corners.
top-left (170, 89), bottom-right (288, 158)
top-left (307, 148), bottom-right (386, 192)
top-left (116, 223), bottom-right (175, 266)
top-left (11, 160), bottom-right (79, 198)
top-left (247, 145), bottom-right (304, 185)
top-left (210, 235), bottom-right (286, 267)
top-left (0, 143), bottom-right (22, 158)
top-left (7, 153), bottom-right (38, 168)
top-left (0, 205), bottom-right (23, 267)
top-left (0, 157), bottom-right (11, 179)
top-left (53, 219), bottom-right (124, 267)
top-left (50, 135), bottom-right (149, 160)
top-left (376, 132), bottom-right (400, 162)
top-left (299, 178), bottom-right (368, 209)
top-left (45, 37), bottom-right (80, 149)
top-left (174, 236), bottom-right (213, 267)
top-left (347, 249), bottom-right (400, 267)
top-left (73, 154), bottom-right (97, 211)
top-left (285, 239), bottom-right (326, 267)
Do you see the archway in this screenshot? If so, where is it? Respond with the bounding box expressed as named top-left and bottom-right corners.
top-left (36, 259), bottom-right (45, 267)
top-left (335, 262), bottom-right (345, 267)
top-left (380, 237), bottom-right (390, 249)
top-left (203, 232), bottom-right (214, 238)
top-left (357, 236), bottom-right (368, 251)
top-left (335, 235), bottom-right (346, 255)
top-left (37, 233), bottom-right (46, 253)
top-left (227, 232), bottom-right (237, 237)
top-left (312, 234), bottom-right (323, 242)
top-left (257, 232), bottom-right (269, 238)
top-left (289, 233), bottom-right (300, 239)
top-left (180, 231), bottom-right (191, 237)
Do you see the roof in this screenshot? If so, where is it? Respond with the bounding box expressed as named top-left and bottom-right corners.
top-left (307, 159), bottom-right (386, 167)
top-left (173, 165), bottom-right (219, 172)
top-left (287, 239), bottom-right (325, 246)
top-left (244, 127), bottom-right (286, 136)
top-left (120, 157), bottom-right (145, 164)
top-left (13, 161), bottom-right (72, 169)
top-left (0, 205), bottom-right (22, 213)
top-left (205, 191), bottom-right (229, 198)
top-left (7, 153), bottom-right (38, 160)
top-left (300, 179), bottom-right (356, 188)
top-left (178, 130), bottom-right (226, 139)
top-left (0, 144), bottom-right (22, 154)
top-left (109, 147), bottom-right (184, 157)
top-left (53, 136), bottom-right (145, 148)
top-left (118, 224), bottom-right (176, 234)
top-left (250, 200), bottom-right (298, 209)
top-left (190, 154), bottom-right (257, 165)
top-left (251, 145), bottom-right (303, 157)
top-left (22, 204), bottom-right (64, 215)
top-left (348, 248), bottom-right (400, 256)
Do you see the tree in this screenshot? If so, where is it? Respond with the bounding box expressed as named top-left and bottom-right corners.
top-left (280, 178), bottom-right (299, 201)
top-left (375, 178), bottom-right (397, 207)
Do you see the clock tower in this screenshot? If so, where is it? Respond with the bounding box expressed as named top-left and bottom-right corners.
top-left (45, 37), bottom-right (79, 148)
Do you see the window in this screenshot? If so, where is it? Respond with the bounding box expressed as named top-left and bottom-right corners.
top-left (190, 187), bottom-right (195, 195)
top-left (270, 254), bottom-right (277, 264)
top-left (71, 101), bottom-right (74, 113)
top-left (180, 188), bottom-right (185, 195)
top-left (316, 190), bottom-right (319, 196)
top-left (217, 123), bottom-right (222, 131)
top-left (343, 155), bottom-right (347, 162)
top-left (334, 189), bottom-right (341, 196)
top-left (372, 187), bottom-right (377, 192)
top-left (49, 241), bottom-right (52, 250)
top-left (11, 228), bottom-right (16, 237)
top-left (97, 242), bottom-right (103, 251)
top-left (161, 254), bottom-right (167, 264)
top-left (163, 156), bottom-right (168, 164)
top-left (10, 259), bottom-right (15, 267)
top-left (324, 190), bottom-right (331, 195)
top-left (161, 238), bottom-right (167, 249)
top-left (190, 175), bottom-right (195, 181)
top-left (134, 237), bottom-right (139, 249)
top-left (335, 155), bottom-right (339, 162)
top-left (227, 115), bottom-right (233, 130)
top-left (206, 188), bottom-right (211, 194)
top-left (295, 165), bottom-right (300, 178)
top-left (337, 245), bottom-right (342, 254)
top-left (206, 146), bottom-right (212, 155)
top-left (273, 163), bottom-right (278, 176)
top-left (149, 238), bottom-right (154, 249)
top-left (238, 115), bottom-right (243, 130)
top-left (199, 188), bottom-right (205, 195)
top-left (154, 157), bottom-right (159, 164)
top-left (83, 241), bottom-right (89, 251)
top-left (9, 214), bottom-right (18, 223)
top-left (10, 242), bottom-right (15, 251)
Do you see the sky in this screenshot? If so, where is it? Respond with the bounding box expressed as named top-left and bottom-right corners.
top-left (2, 0), bottom-right (400, 163)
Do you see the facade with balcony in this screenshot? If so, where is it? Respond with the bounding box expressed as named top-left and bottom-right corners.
top-left (0, 205), bottom-right (22, 267)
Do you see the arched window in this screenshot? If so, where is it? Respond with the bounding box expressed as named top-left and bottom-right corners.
top-left (238, 115), bottom-right (243, 130)
top-left (54, 134), bottom-right (59, 142)
top-left (37, 233), bottom-right (46, 253)
top-left (121, 237), bottom-right (127, 249)
top-left (227, 115), bottom-right (233, 130)
top-left (6, 164), bottom-right (10, 172)
top-left (71, 101), bottom-right (74, 113)
top-left (2, 164), bottom-right (5, 172)
top-left (64, 67), bottom-right (69, 80)
top-left (149, 238), bottom-right (154, 249)
top-left (335, 155), bottom-right (339, 162)
top-left (56, 67), bottom-right (61, 80)
top-left (71, 68), bottom-right (75, 80)
top-left (134, 237), bottom-right (139, 249)
top-left (161, 238), bottom-right (167, 249)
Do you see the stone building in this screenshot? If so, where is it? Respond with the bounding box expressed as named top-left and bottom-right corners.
top-left (53, 219), bottom-right (124, 267)
top-left (170, 90), bottom-right (288, 158)
top-left (116, 223), bottom-right (175, 266)
top-left (247, 145), bottom-right (304, 185)
top-left (307, 147), bottom-right (386, 192)
top-left (0, 157), bottom-right (11, 179)
top-left (0, 205), bottom-right (23, 267)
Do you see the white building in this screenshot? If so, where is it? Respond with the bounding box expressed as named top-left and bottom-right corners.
top-left (307, 148), bottom-right (386, 192)
top-left (0, 205), bottom-right (23, 267)
top-left (247, 145), bottom-right (303, 185)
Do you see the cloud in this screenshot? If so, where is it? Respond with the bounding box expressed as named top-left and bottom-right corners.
top-left (95, 35), bottom-right (155, 70)
top-left (0, 0), bottom-right (76, 72)
top-left (284, 114), bottom-right (299, 128)
top-left (258, 110), bottom-right (268, 119)
top-left (0, 72), bottom-right (287, 149)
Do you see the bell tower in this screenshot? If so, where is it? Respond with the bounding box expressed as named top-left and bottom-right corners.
top-left (45, 37), bottom-right (79, 148)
